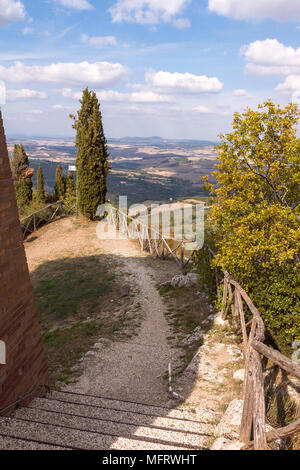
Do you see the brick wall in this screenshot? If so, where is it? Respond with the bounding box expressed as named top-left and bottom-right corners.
top-left (0, 110), bottom-right (49, 413)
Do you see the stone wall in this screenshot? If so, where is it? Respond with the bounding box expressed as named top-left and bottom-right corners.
top-left (0, 110), bottom-right (49, 413)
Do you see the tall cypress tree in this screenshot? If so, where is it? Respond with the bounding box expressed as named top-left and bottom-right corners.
top-left (11, 144), bottom-right (33, 207)
top-left (36, 166), bottom-right (46, 203)
top-left (11, 144), bottom-right (29, 181)
top-left (54, 165), bottom-right (66, 201)
top-left (71, 87), bottom-right (110, 220)
top-left (65, 171), bottom-right (76, 209)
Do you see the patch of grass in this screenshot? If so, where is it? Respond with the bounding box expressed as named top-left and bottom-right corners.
top-left (31, 253), bottom-right (138, 386)
top-left (34, 256), bottom-right (114, 324)
top-left (43, 320), bottom-right (103, 385)
top-left (221, 403), bottom-right (229, 413)
top-left (266, 388), bottom-right (300, 450)
top-left (159, 285), bottom-right (174, 296)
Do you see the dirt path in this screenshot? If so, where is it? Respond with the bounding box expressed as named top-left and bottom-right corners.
top-left (25, 217), bottom-right (243, 417)
top-left (64, 221), bottom-right (180, 405)
top-left (25, 218), bottom-right (180, 406)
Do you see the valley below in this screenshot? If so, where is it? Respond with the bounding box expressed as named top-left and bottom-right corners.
top-left (7, 136), bottom-right (218, 205)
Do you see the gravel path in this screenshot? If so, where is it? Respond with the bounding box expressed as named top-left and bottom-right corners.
top-left (64, 221), bottom-right (179, 406)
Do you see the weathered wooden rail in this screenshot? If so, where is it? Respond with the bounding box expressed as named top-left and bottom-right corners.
top-left (221, 272), bottom-right (300, 450)
top-left (20, 201), bottom-right (76, 239)
top-left (106, 205), bottom-right (196, 268)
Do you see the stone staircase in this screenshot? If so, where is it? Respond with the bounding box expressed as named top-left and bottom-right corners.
top-left (0, 390), bottom-right (218, 450)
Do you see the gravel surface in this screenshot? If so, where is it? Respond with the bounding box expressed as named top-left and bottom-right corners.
top-left (64, 221), bottom-right (181, 406)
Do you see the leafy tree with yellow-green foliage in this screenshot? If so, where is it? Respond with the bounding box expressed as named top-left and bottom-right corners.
top-left (202, 100), bottom-right (300, 353)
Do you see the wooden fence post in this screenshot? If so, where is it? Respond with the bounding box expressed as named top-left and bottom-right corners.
top-left (252, 350), bottom-right (267, 450)
top-left (221, 277), bottom-right (228, 319)
top-left (240, 319), bottom-right (257, 444)
top-left (180, 244), bottom-right (184, 268)
top-left (236, 289), bottom-right (248, 355)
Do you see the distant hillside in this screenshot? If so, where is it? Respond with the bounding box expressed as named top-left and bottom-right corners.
top-left (8, 136), bottom-right (216, 204)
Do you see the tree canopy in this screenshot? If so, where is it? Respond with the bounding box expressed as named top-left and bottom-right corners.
top-left (203, 101), bottom-right (300, 352)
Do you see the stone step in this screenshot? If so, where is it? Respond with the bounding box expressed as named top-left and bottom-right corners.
top-left (15, 406), bottom-right (212, 448)
top-left (27, 396), bottom-right (216, 434)
top-left (0, 417), bottom-right (202, 450)
top-left (50, 390), bottom-right (217, 423)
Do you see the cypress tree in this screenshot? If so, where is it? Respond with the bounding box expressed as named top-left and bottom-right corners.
top-left (11, 144), bottom-right (29, 181)
top-left (36, 166), bottom-right (46, 203)
top-left (54, 165), bottom-right (66, 201)
top-left (65, 171), bottom-right (76, 209)
top-left (71, 87), bottom-right (110, 220)
top-left (11, 144), bottom-right (33, 207)
top-left (15, 179), bottom-right (33, 208)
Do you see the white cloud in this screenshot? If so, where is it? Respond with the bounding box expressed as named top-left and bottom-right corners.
top-left (81, 34), bottom-right (117, 48)
top-left (53, 0), bottom-right (94, 10)
top-left (233, 89), bottom-right (247, 96)
top-left (52, 104), bottom-right (74, 110)
top-left (109, 0), bottom-right (190, 27)
top-left (0, 61), bottom-right (128, 87)
top-left (171, 17), bottom-right (191, 29)
top-left (242, 39), bottom-right (300, 76)
top-left (276, 75), bottom-right (300, 93)
top-left (193, 105), bottom-right (213, 113)
top-left (130, 90), bottom-right (174, 102)
top-left (145, 70), bottom-right (223, 93)
top-left (6, 88), bottom-right (48, 101)
top-left (22, 26), bottom-right (33, 35)
top-left (62, 87), bottom-right (174, 103)
top-left (208, 0), bottom-right (300, 22)
top-left (28, 109), bottom-right (43, 115)
top-left (0, 0), bottom-right (26, 25)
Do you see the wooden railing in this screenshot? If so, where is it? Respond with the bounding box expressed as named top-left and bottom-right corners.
top-left (106, 206), bottom-right (196, 268)
top-left (221, 272), bottom-right (300, 450)
top-left (106, 206), bottom-right (299, 449)
top-left (20, 201), bottom-right (76, 239)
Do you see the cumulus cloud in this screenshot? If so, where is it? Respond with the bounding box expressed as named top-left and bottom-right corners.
top-left (52, 104), bottom-right (74, 110)
top-left (0, 0), bottom-right (26, 25)
top-left (6, 88), bottom-right (48, 101)
top-left (208, 0), bottom-right (300, 22)
top-left (233, 89), bottom-right (247, 96)
top-left (81, 34), bottom-right (117, 48)
top-left (109, 0), bottom-right (191, 27)
top-left (130, 90), bottom-right (174, 102)
top-left (0, 61), bottom-right (128, 87)
top-left (53, 0), bottom-right (94, 10)
top-left (276, 75), bottom-right (300, 93)
top-left (62, 87), bottom-right (174, 103)
top-left (242, 39), bottom-right (300, 75)
top-left (28, 109), bottom-right (43, 114)
top-left (145, 70), bottom-right (223, 93)
top-left (193, 105), bottom-right (213, 113)
top-left (22, 26), bottom-right (33, 35)
top-left (172, 18), bottom-right (191, 29)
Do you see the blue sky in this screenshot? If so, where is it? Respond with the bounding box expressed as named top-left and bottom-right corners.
top-left (0, 0), bottom-right (300, 139)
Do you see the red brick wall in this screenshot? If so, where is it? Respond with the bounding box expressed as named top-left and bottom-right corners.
top-left (0, 110), bottom-right (49, 413)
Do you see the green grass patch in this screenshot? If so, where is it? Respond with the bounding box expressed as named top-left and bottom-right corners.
top-left (34, 256), bottom-right (114, 324)
top-left (32, 255), bottom-right (122, 386)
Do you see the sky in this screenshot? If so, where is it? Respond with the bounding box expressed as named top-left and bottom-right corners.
top-left (0, 0), bottom-right (300, 139)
